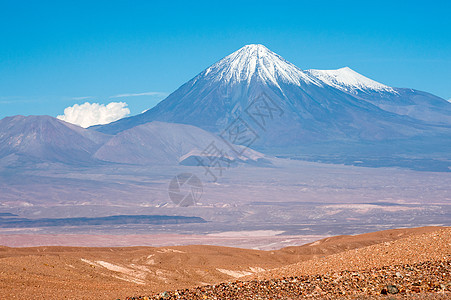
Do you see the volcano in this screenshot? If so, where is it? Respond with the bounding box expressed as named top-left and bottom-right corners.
top-left (93, 44), bottom-right (451, 152)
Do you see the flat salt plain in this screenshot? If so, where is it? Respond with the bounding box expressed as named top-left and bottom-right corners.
top-left (0, 157), bottom-right (449, 248)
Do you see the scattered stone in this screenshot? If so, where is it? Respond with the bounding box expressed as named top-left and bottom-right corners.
top-left (124, 260), bottom-right (450, 299)
top-left (381, 284), bottom-right (399, 294)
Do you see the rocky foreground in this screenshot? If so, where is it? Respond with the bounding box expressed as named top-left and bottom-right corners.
top-left (0, 227), bottom-right (449, 299)
top-left (126, 260), bottom-right (450, 299)
top-left (125, 228), bottom-right (450, 300)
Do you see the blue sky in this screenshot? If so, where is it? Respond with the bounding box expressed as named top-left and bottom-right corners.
top-left (1, 0), bottom-right (450, 119)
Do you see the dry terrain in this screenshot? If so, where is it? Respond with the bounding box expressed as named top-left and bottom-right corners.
top-left (0, 226), bottom-right (448, 299)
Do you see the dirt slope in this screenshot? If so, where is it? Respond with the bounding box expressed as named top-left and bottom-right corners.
top-left (0, 226), bottom-right (446, 299)
top-left (129, 228), bottom-right (451, 299)
top-left (250, 227), bottom-right (451, 279)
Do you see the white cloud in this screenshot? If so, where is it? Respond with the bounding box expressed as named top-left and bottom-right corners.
top-left (57, 102), bottom-right (130, 128)
top-left (110, 91), bottom-right (168, 98)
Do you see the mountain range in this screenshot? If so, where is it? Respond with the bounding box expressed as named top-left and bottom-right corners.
top-left (1, 44), bottom-right (450, 169)
top-left (0, 116), bottom-right (265, 167)
top-left (93, 44), bottom-right (451, 147)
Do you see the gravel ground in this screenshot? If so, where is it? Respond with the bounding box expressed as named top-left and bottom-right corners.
top-left (124, 228), bottom-right (451, 300)
top-left (252, 228), bottom-right (451, 279)
top-left (2, 227), bottom-right (445, 299)
top-left (125, 260), bottom-right (450, 299)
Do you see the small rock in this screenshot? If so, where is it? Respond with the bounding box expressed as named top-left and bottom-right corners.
top-left (381, 284), bottom-right (399, 294)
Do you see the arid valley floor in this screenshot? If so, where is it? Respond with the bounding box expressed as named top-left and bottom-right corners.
top-left (1, 226), bottom-right (449, 299)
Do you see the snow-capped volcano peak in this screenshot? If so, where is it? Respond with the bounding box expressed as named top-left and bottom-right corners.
top-left (202, 44), bottom-right (319, 87)
top-left (306, 67), bottom-right (396, 94)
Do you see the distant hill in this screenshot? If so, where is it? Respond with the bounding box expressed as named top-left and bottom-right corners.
top-left (0, 115), bottom-right (110, 165)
